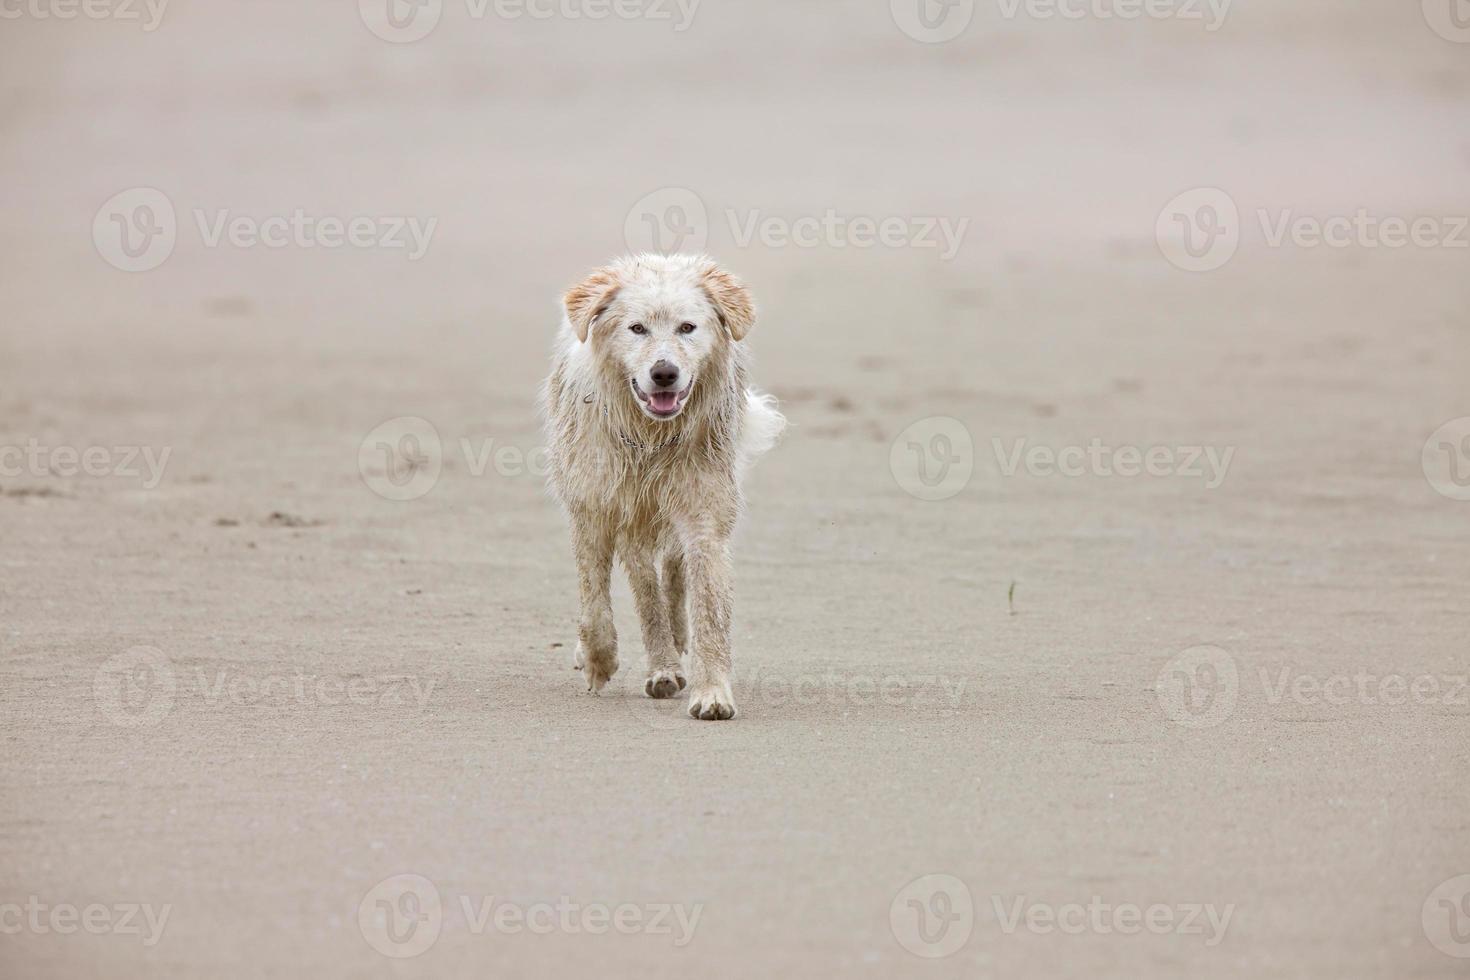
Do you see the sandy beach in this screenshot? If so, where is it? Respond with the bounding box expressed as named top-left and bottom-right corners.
top-left (1, 1), bottom-right (1468, 976)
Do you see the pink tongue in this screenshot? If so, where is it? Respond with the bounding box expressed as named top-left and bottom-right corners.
top-left (649, 390), bottom-right (679, 413)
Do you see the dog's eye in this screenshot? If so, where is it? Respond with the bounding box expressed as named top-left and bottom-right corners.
top-left (678, 323), bottom-right (697, 335)
top-left (628, 323), bottom-right (647, 335)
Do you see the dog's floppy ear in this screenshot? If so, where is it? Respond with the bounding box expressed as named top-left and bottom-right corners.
top-left (563, 266), bottom-right (621, 343)
top-left (700, 262), bottom-right (756, 342)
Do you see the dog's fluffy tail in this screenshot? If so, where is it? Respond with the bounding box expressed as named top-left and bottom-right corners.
top-left (736, 389), bottom-right (786, 483)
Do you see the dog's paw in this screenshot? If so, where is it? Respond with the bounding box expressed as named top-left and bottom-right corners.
top-left (577, 642), bottom-right (618, 693)
top-left (645, 668), bottom-right (687, 700)
top-left (687, 680), bottom-right (737, 721)
top-left (584, 656), bottom-right (618, 693)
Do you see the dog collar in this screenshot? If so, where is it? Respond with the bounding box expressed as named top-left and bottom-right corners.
top-left (586, 392), bottom-right (680, 453)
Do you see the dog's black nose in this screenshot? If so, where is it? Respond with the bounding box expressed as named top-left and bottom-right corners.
top-left (649, 360), bottom-right (680, 388)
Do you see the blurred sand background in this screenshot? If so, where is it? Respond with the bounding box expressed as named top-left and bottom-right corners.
top-left (1, 0), bottom-right (1468, 976)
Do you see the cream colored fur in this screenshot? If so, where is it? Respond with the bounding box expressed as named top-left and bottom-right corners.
top-left (542, 254), bottom-right (785, 720)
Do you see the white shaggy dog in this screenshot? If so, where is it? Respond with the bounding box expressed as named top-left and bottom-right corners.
top-left (542, 254), bottom-right (785, 720)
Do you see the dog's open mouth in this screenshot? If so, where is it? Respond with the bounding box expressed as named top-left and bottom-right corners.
top-left (631, 378), bottom-right (693, 418)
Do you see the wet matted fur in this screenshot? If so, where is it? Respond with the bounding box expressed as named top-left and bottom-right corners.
top-left (542, 254), bottom-right (785, 720)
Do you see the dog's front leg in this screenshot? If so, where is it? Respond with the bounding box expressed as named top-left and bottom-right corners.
top-left (679, 521), bottom-right (737, 721)
top-left (570, 512), bottom-right (618, 692)
top-left (623, 546), bottom-right (686, 699)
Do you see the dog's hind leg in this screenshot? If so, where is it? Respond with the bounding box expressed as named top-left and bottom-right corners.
top-left (624, 544), bottom-right (686, 699)
top-left (663, 550), bottom-right (689, 660)
top-left (571, 512), bottom-right (618, 692)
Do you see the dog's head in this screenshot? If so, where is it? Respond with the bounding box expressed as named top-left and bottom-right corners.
top-left (563, 254), bottom-right (755, 423)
